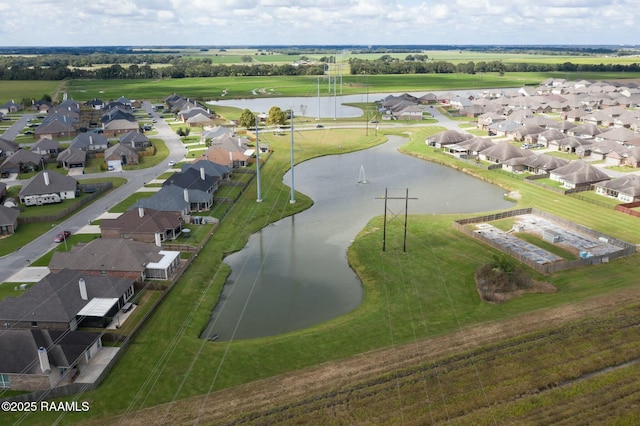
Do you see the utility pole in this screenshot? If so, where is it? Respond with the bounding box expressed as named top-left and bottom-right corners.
top-left (290, 110), bottom-right (295, 204)
top-left (255, 116), bottom-right (262, 202)
top-left (375, 188), bottom-right (417, 252)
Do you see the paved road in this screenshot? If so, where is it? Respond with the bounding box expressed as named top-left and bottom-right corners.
top-left (0, 102), bottom-right (187, 283)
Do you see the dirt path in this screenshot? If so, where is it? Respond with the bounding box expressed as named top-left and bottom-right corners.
top-left (87, 285), bottom-right (640, 425)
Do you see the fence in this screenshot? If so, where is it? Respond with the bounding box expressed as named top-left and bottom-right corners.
top-left (17, 182), bottom-right (113, 225)
top-left (453, 207), bottom-right (636, 275)
top-left (616, 201), bottom-right (640, 218)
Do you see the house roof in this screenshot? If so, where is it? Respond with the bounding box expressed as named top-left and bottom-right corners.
top-left (0, 205), bottom-right (19, 226)
top-left (0, 137), bottom-right (20, 154)
top-left (49, 240), bottom-right (165, 274)
top-left (480, 140), bottom-right (533, 162)
top-left (119, 130), bottom-right (149, 145)
top-left (0, 268), bottom-right (134, 323)
top-left (163, 167), bottom-right (218, 192)
top-left (104, 142), bottom-right (138, 159)
top-left (70, 133), bottom-right (109, 150)
top-left (0, 149), bottom-right (44, 168)
top-left (131, 185), bottom-right (189, 214)
top-left (181, 159), bottom-right (231, 179)
top-left (595, 174), bottom-right (640, 197)
top-left (101, 207), bottom-right (181, 235)
top-left (57, 147), bottom-right (87, 164)
top-left (0, 329), bottom-right (101, 374)
top-left (32, 138), bottom-right (59, 150)
top-left (18, 171), bottom-right (77, 197)
top-left (426, 130), bottom-right (472, 145)
top-left (551, 160), bottom-right (611, 184)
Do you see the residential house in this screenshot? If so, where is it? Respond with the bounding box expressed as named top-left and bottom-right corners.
top-left (130, 185), bottom-right (191, 218)
top-left (549, 160), bottom-right (610, 189)
top-left (446, 137), bottom-right (494, 159)
top-left (101, 207), bottom-right (182, 243)
top-left (104, 143), bottom-right (139, 168)
top-left (162, 167), bottom-right (218, 211)
top-left (31, 138), bottom-right (60, 158)
top-left (119, 131), bottom-right (151, 150)
top-left (0, 100), bottom-right (22, 114)
top-left (34, 116), bottom-right (76, 139)
top-left (594, 174), bottom-right (640, 202)
top-left (478, 140), bottom-right (534, 164)
top-left (0, 204), bottom-right (19, 235)
top-left (18, 171), bottom-right (77, 205)
top-left (0, 137), bottom-right (20, 162)
top-left (0, 149), bottom-right (45, 175)
top-left (70, 133), bottom-right (109, 152)
top-left (0, 268), bottom-right (135, 330)
top-left (180, 159), bottom-right (232, 181)
top-left (85, 98), bottom-right (105, 110)
top-left (425, 130), bottom-right (473, 148)
top-left (0, 329), bottom-right (103, 391)
top-left (522, 154), bottom-right (569, 174)
top-left (487, 119), bottom-right (523, 138)
top-left (56, 147), bottom-right (87, 170)
top-left (596, 127), bottom-right (639, 145)
top-left (49, 239), bottom-right (181, 281)
top-left (513, 124), bottom-right (545, 142)
top-left (567, 123), bottom-right (602, 139)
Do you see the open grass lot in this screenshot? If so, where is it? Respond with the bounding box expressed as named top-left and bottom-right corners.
top-left (10, 118), bottom-right (640, 424)
top-left (59, 71), bottom-right (640, 103)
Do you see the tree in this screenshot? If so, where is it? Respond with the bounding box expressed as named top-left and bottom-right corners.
top-left (238, 108), bottom-right (257, 129)
top-left (267, 106), bottom-right (286, 126)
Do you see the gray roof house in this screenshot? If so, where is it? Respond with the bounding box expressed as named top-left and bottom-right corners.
top-left (0, 204), bottom-right (19, 235)
top-left (57, 147), bottom-right (87, 169)
top-left (119, 130), bottom-right (151, 150)
top-left (479, 140), bottom-right (534, 164)
top-left (18, 171), bottom-right (77, 204)
top-left (31, 137), bottom-right (60, 157)
top-left (0, 149), bottom-right (45, 175)
top-left (0, 268), bottom-right (135, 330)
top-left (0, 328), bottom-right (102, 391)
top-left (70, 133), bottom-right (109, 152)
top-left (130, 185), bottom-right (190, 218)
top-left (162, 167), bottom-right (218, 212)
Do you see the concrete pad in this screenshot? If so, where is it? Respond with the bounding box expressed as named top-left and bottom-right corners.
top-left (6, 267), bottom-right (50, 283)
top-left (135, 187), bottom-right (162, 192)
top-left (96, 212), bottom-right (122, 220)
top-left (76, 225), bottom-right (101, 234)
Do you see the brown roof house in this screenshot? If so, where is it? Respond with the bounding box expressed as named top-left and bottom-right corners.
top-left (104, 142), bottom-right (139, 168)
top-left (593, 174), bottom-right (640, 203)
top-left (425, 129), bottom-right (473, 148)
top-left (49, 238), bottom-right (181, 281)
top-left (100, 207), bottom-right (182, 243)
top-left (549, 159), bottom-right (611, 189)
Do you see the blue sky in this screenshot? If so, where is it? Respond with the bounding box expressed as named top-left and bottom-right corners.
top-left (0, 0), bottom-right (638, 46)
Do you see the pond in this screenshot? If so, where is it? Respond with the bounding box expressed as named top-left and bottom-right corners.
top-left (201, 136), bottom-right (513, 340)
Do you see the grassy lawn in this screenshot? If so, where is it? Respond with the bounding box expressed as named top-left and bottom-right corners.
top-left (108, 192), bottom-right (154, 213)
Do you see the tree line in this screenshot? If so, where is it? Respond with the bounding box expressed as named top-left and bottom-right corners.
top-left (0, 54), bottom-right (639, 80)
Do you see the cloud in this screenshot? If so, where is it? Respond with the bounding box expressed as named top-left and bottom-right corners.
top-left (0, 0), bottom-right (638, 46)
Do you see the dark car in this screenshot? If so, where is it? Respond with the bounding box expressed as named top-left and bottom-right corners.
top-left (54, 231), bottom-right (71, 243)
top-left (316, 124), bottom-right (324, 128)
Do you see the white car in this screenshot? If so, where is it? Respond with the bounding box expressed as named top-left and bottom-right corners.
top-left (168, 161), bottom-right (176, 167)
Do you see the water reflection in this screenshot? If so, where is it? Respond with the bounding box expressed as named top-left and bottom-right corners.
top-left (202, 136), bottom-right (513, 340)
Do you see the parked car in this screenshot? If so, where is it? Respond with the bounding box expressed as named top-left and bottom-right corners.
top-left (54, 231), bottom-right (71, 243)
top-left (316, 124), bottom-right (324, 128)
top-left (168, 160), bottom-right (176, 167)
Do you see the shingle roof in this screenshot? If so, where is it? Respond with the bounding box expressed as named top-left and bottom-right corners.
top-left (18, 171), bottom-right (77, 197)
